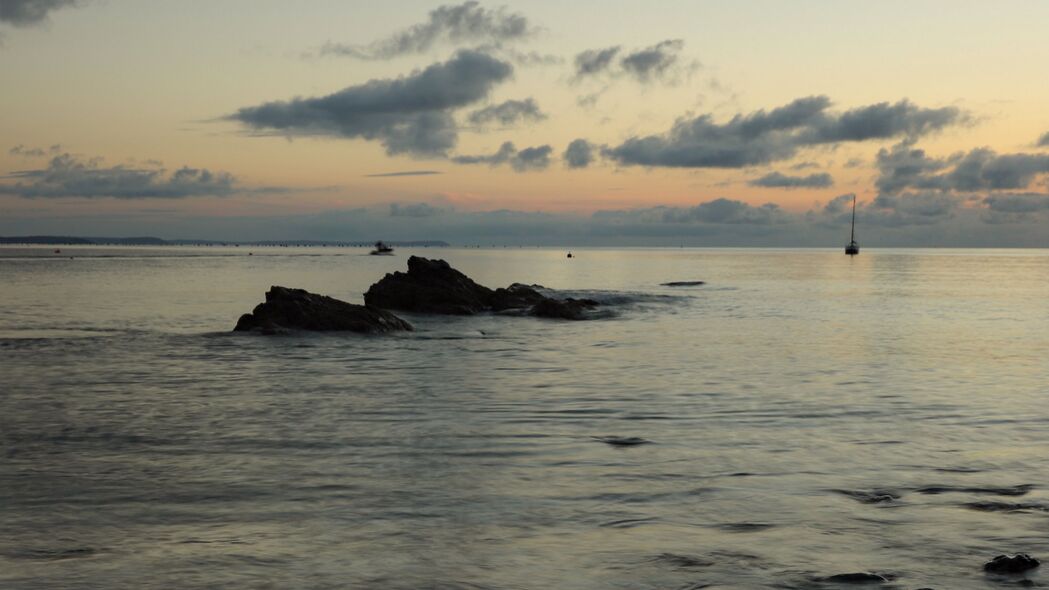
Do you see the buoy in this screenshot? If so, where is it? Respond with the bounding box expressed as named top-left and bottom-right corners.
top-left (566, 252), bottom-right (573, 258)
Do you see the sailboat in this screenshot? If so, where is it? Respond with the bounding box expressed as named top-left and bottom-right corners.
top-left (845, 195), bottom-right (860, 256)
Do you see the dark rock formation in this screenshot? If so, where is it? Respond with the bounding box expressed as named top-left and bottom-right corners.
top-left (984, 554), bottom-right (1040, 574)
top-left (363, 256), bottom-right (492, 315)
top-left (364, 256), bottom-right (600, 320)
top-left (661, 281), bottom-right (706, 286)
top-left (235, 286), bottom-right (412, 334)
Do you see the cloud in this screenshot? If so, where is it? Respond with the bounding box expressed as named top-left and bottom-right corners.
top-left (319, 1), bottom-right (535, 60)
top-left (806, 192), bottom-right (963, 228)
top-left (390, 202), bottom-right (448, 217)
top-left (864, 191), bottom-right (960, 224)
top-left (620, 39), bottom-right (685, 83)
top-left (573, 46), bottom-right (620, 79)
top-left (9, 144), bottom-right (61, 157)
top-left (603, 96), bottom-right (965, 169)
top-left (452, 141), bottom-right (552, 171)
top-left (1038, 132), bottom-right (1049, 148)
top-left (563, 139), bottom-right (595, 169)
top-left (594, 198), bottom-right (788, 225)
top-left (983, 193), bottom-right (1049, 214)
top-left (821, 193), bottom-right (855, 215)
top-left (498, 48), bottom-right (562, 66)
top-left (0, 0), bottom-right (77, 27)
top-left (365, 170), bottom-right (442, 177)
top-left (875, 141), bottom-right (1049, 194)
top-left (10, 196), bottom-right (1049, 247)
top-left (230, 50), bottom-right (513, 157)
top-left (749, 171), bottom-right (833, 189)
top-left (0, 152), bottom-right (236, 199)
top-left (573, 39), bottom-right (692, 84)
top-left (466, 97), bottom-right (545, 126)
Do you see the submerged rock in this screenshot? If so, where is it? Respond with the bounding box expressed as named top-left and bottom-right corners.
top-left (592, 436), bottom-right (652, 446)
top-left (822, 572), bottom-right (889, 583)
top-left (489, 283), bottom-right (548, 311)
top-left (235, 286), bottom-right (412, 334)
top-left (984, 554), bottom-right (1040, 574)
top-left (531, 297), bottom-right (599, 320)
top-left (364, 256), bottom-right (601, 320)
top-left (661, 281), bottom-right (706, 287)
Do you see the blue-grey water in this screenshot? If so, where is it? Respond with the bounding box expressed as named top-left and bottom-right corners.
top-left (2, 246), bottom-right (1048, 589)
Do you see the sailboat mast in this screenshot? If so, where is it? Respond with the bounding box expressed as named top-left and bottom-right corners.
top-left (850, 195), bottom-right (856, 243)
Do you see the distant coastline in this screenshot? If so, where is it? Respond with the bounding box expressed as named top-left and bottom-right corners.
top-left (0, 236), bottom-right (450, 248)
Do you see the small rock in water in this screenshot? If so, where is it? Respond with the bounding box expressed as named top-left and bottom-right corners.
top-left (661, 281), bottom-right (706, 287)
top-left (592, 436), bottom-right (651, 446)
top-left (984, 554), bottom-right (1040, 574)
top-left (822, 572), bottom-right (889, 583)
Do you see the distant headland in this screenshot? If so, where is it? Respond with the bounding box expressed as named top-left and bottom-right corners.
top-left (0, 236), bottom-right (450, 248)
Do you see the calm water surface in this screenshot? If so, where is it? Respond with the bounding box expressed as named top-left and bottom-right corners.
top-left (2, 246), bottom-right (1048, 589)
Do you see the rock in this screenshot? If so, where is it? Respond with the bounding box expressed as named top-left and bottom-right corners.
top-left (234, 286), bottom-right (412, 334)
top-left (364, 256), bottom-right (494, 315)
top-left (364, 257), bottom-right (601, 320)
top-left (661, 281), bottom-right (706, 287)
top-left (822, 572), bottom-right (888, 583)
top-left (489, 283), bottom-right (547, 311)
top-left (984, 554), bottom-right (1040, 574)
top-left (531, 297), bottom-right (599, 320)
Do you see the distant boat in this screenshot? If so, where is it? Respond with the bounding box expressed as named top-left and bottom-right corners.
top-left (370, 241), bottom-right (394, 255)
top-left (845, 195), bottom-right (859, 256)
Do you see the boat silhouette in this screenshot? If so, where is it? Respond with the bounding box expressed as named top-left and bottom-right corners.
top-left (370, 241), bottom-right (394, 255)
top-left (845, 195), bottom-right (859, 256)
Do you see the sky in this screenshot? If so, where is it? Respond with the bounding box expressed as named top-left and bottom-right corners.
top-left (1, 0), bottom-right (1048, 246)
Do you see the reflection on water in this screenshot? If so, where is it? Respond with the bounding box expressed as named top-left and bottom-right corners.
top-left (1, 246), bottom-right (1048, 588)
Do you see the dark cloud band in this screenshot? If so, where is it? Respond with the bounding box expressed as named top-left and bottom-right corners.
top-left (452, 141), bottom-right (552, 171)
top-left (230, 50), bottom-right (513, 157)
top-left (467, 98), bottom-right (545, 126)
top-left (749, 171), bottom-right (833, 189)
top-left (320, 1), bottom-right (535, 60)
top-left (0, 152), bottom-right (236, 199)
top-left (602, 96), bottom-right (965, 169)
top-left (0, 0), bottom-right (77, 27)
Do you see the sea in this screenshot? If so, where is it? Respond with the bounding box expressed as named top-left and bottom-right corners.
top-left (1, 245), bottom-right (1048, 589)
